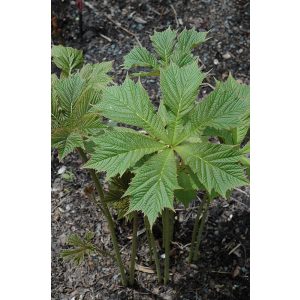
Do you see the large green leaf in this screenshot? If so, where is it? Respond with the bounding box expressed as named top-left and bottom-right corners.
top-left (175, 143), bottom-right (248, 197)
top-left (188, 89), bottom-right (248, 138)
top-left (123, 47), bottom-right (159, 70)
top-left (52, 45), bottom-right (83, 77)
top-left (161, 62), bottom-right (205, 117)
top-left (95, 77), bottom-right (168, 142)
top-left (84, 130), bottom-right (166, 178)
top-left (160, 62), bottom-right (205, 144)
top-left (150, 27), bottom-right (177, 62)
top-left (125, 149), bottom-right (179, 226)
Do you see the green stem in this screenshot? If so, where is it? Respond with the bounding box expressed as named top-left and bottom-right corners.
top-left (188, 199), bottom-right (206, 263)
top-left (77, 148), bottom-right (128, 286)
top-left (162, 209), bottom-right (171, 285)
top-left (144, 217), bottom-right (162, 283)
top-left (169, 211), bottom-right (175, 243)
top-left (129, 212), bottom-right (138, 286)
top-left (193, 196), bottom-right (211, 262)
top-left (144, 217), bottom-right (153, 264)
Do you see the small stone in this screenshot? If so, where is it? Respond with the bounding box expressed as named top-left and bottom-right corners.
top-left (213, 59), bottom-right (219, 65)
top-left (222, 52), bottom-right (231, 59)
top-left (57, 166), bottom-right (66, 175)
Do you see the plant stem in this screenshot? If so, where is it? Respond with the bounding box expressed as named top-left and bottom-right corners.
top-left (193, 196), bottom-right (211, 262)
top-left (144, 217), bottom-right (153, 263)
top-left (188, 199), bottom-right (206, 263)
top-left (162, 209), bottom-right (171, 285)
top-left (77, 148), bottom-right (128, 286)
top-left (129, 212), bottom-right (138, 286)
top-left (169, 210), bottom-right (175, 243)
top-left (144, 217), bottom-right (162, 283)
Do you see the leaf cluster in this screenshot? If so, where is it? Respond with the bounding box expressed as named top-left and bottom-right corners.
top-left (123, 27), bottom-right (208, 77)
top-left (51, 46), bottom-right (113, 159)
top-left (85, 41), bottom-right (249, 225)
top-left (61, 231), bottom-right (95, 265)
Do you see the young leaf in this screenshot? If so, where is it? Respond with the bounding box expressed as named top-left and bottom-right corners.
top-left (52, 45), bottom-right (83, 77)
top-left (125, 149), bottom-right (179, 226)
top-left (175, 143), bottom-right (248, 197)
top-left (84, 130), bottom-right (166, 178)
top-left (105, 172), bottom-right (133, 219)
top-left (123, 47), bottom-right (159, 69)
top-left (61, 232), bottom-right (95, 265)
top-left (95, 77), bottom-right (169, 142)
top-left (176, 28), bottom-right (207, 52)
top-left (80, 61), bottom-right (113, 90)
top-left (53, 131), bottom-right (85, 160)
top-left (175, 167), bottom-right (199, 207)
top-left (150, 27), bottom-right (177, 62)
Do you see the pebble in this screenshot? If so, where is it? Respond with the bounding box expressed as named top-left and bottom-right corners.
top-left (213, 59), bottom-right (219, 65)
top-left (222, 52), bottom-right (231, 59)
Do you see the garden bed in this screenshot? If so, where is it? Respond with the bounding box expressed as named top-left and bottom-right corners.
top-left (51, 0), bottom-right (250, 299)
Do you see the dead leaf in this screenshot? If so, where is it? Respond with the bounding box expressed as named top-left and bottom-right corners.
top-left (135, 263), bottom-right (155, 274)
top-left (232, 265), bottom-right (240, 278)
top-left (134, 16), bottom-right (147, 24)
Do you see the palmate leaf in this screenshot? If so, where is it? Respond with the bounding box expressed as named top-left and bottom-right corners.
top-left (123, 47), bottom-right (159, 70)
top-left (175, 143), bottom-right (248, 197)
top-left (61, 232), bottom-right (95, 265)
top-left (150, 27), bottom-right (177, 63)
top-left (95, 77), bottom-right (169, 142)
top-left (52, 45), bottom-right (83, 77)
top-left (125, 149), bottom-right (179, 226)
top-left (85, 129), bottom-right (166, 178)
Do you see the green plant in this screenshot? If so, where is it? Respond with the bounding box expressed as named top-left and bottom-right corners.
top-left (123, 27), bottom-right (208, 77)
top-left (85, 39), bottom-right (249, 282)
top-left (51, 45), bottom-right (128, 286)
top-left (52, 28), bottom-right (250, 287)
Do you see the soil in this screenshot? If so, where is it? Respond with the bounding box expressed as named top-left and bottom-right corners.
top-left (51, 0), bottom-right (250, 299)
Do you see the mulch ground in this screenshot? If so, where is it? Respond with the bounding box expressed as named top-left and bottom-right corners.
top-left (51, 0), bottom-right (250, 299)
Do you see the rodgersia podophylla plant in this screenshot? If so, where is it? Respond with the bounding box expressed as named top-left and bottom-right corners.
top-left (51, 27), bottom-right (250, 286)
top-left (84, 28), bottom-right (249, 284)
